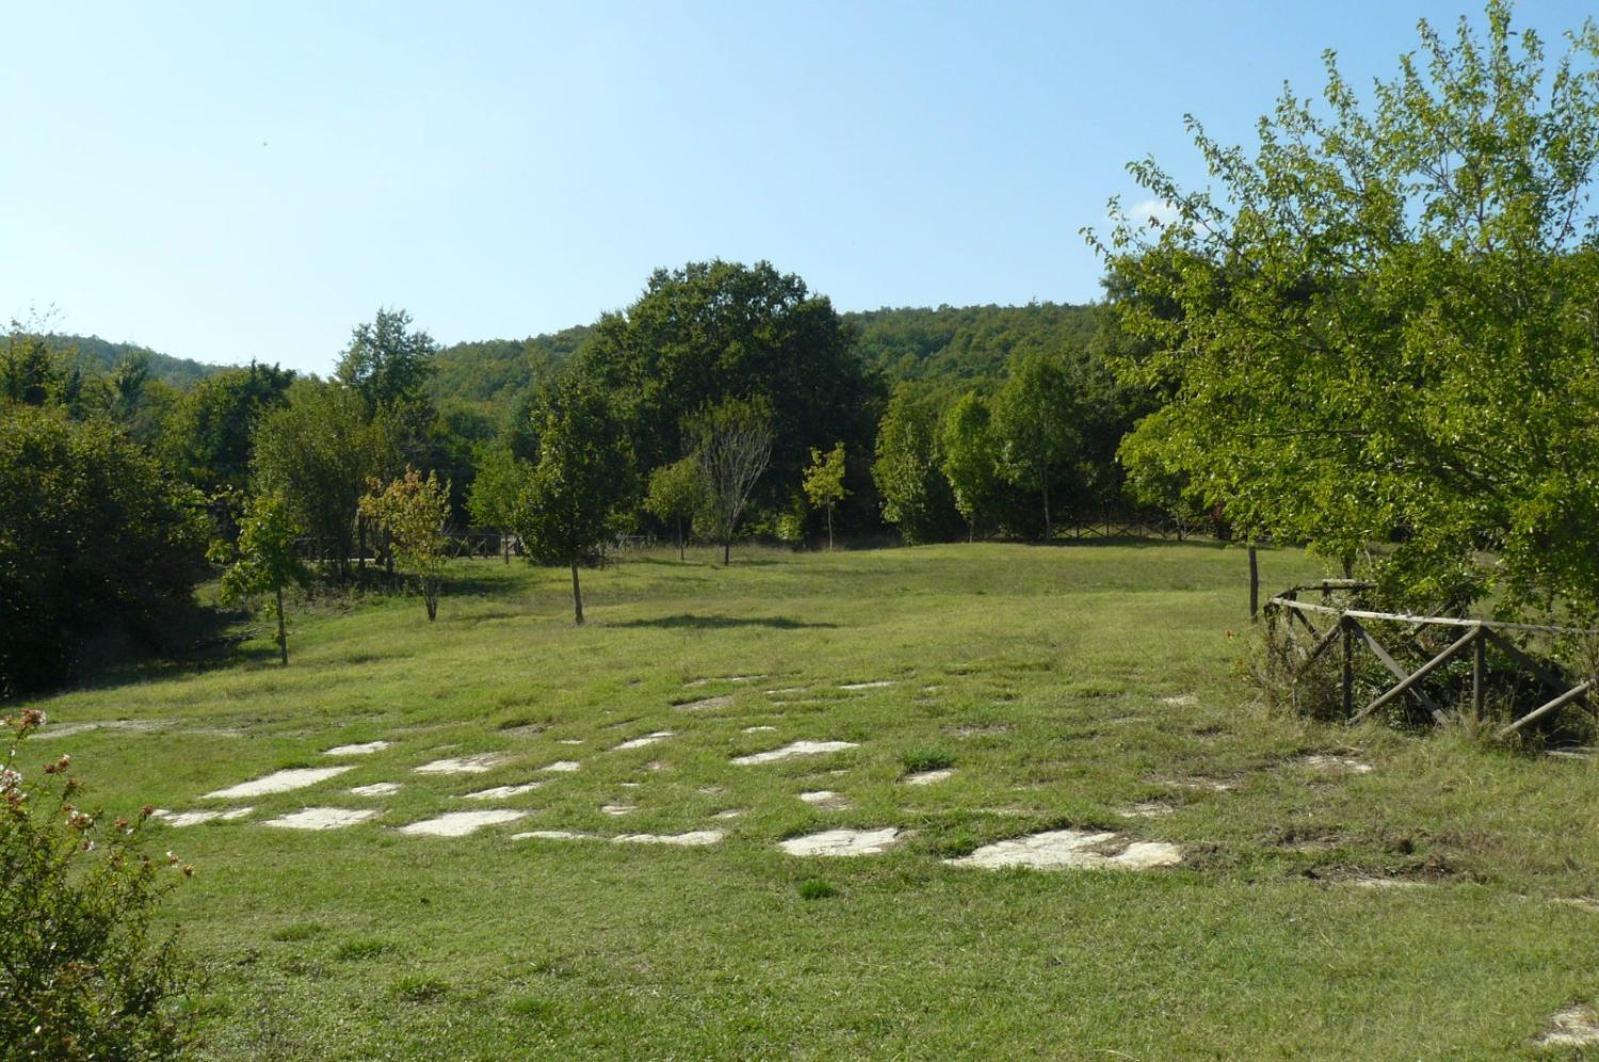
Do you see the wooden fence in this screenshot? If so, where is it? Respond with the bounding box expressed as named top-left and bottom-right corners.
top-left (1263, 581), bottom-right (1595, 738)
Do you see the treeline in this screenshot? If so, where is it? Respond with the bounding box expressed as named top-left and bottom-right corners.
top-left (0, 264), bottom-right (1167, 695)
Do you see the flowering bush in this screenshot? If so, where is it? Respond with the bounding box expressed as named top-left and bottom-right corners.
top-left (0, 709), bottom-right (197, 1057)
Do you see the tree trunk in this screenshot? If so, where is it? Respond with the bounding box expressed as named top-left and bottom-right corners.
top-left (358, 518), bottom-right (367, 572)
top-left (826, 506), bottom-right (834, 551)
top-left (723, 536), bottom-right (731, 566)
top-left (570, 559), bottom-right (584, 625)
top-left (275, 586), bottom-right (288, 666)
top-left (968, 517), bottom-right (975, 543)
top-left (426, 578), bottom-right (438, 622)
top-left (1042, 480), bottom-right (1052, 540)
top-left (677, 519), bottom-right (684, 561)
top-left (502, 529), bottom-right (511, 565)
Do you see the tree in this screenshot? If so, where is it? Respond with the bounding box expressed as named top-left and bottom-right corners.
top-left (940, 392), bottom-right (1002, 541)
top-left (512, 381), bottom-right (634, 624)
top-left (215, 491), bottom-right (310, 664)
top-left (160, 361), bottom-right (296, 498)
top-left (686, 396), bottom-right (773, 566)
top-left (577, 260), bottom-right (878, 504)
top-left (359, 467), bottom-right (453, 621)
top-left (872, 385), bottom-right (957, 545)
top-left (991, 352), bottom-right (1079, 539)
top-left (0, 406), bottom-right (209, 695)
top-left (336, 308), bottom-right (438, 413)
top-left (251, 380), bottom-right (399, 579)
top-left (644, 456), bottom-right (707, 560)
top-left (1092, 1), bottom-right (1599, 612)
top-left (802, 442), bottom-right (848, 550)
top-left (467, 443), bottom-right (529, 563)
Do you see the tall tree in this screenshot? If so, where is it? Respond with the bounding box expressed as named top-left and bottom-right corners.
top-left (1093, 1), bottom-right (1599, 611)
top-left (644, 456), bottom-right (708, 561)
top-left (511, 381), bottom-right (634, 624)
top-left (991, 352), bottom-right (1080, 539)
top-left (872, 385), bottom-right (957, 545)
top-left (686, 396), bottom-right (773, 566)
top-left (215, 491), bottom-right (310, 665)
top-left (160, 362), bottom-right (296, 498)
top-left (467, 443), bottom-right (530, 563)
top-left (940, 392), bottom-right (1002, 541)
top-left (802, 442), bottom-right (848, 550)
top-left (336, 308), bottom-right (438, 412)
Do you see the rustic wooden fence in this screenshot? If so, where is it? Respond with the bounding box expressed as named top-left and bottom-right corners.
top-left (1263, 581), bottom-right (1595, 739)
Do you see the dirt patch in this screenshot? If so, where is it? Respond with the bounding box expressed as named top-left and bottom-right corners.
top-left (1537, 1006), bottom-right (1599, 1049)
top-left (614, 830), bottom-right (724, 847)
top-left (44, 720), bottom-right (168, 739)
top-left (264, 807), bottom-right (379, 831)
top-left (732, 740), bottom-right (859, 766)
top-left (1553, 897), bottom-right (1599, 914)
top-left (612, 731), bottom-right (673, 751)
top-left (399, 809), bottom-right (527, 837)
top-left (349, 782), bottom-right (401, 797)
top-left (697, 785), bottom-right (725, 796)
top-left (323, 741), bottom-right (390, 757)
top-left (1303, 754), bottom-right (1374, 775)
top-left (779, 827), bottom-right (902, 857)
top-left (904, 769), bottom-right (954, 786)
top-left (946, 829), bottom-right (1182, 871)
top-left (1161, 694), bottom-right (1198, 707)
top-left (799, 790), bottom-right (851, 810)
top-left (945, 723), bottom-right (1014, 739)
top-left (414, 753), bottom-right (514, 775)
top-left (1120, 801), bottom-right (1176, 819)
top-left (674, 695), bottom-right (734, 712)
top-left (464, 782), bottom-right (543, 799)
top-left (1158, 776), bottom-right (1238, 793)
top-left (204, 766), bottom-right (353, 799)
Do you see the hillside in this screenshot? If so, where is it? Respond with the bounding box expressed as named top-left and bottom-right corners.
top-left (42, 333), bottom-right (224, 388)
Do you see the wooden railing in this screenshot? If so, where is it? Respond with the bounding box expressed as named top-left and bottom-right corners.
top-left (1264, 582), bottom-right (1595, 738)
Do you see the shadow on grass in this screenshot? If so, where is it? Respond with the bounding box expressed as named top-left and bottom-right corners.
top-left (610, 613), bottom-right (839, 630)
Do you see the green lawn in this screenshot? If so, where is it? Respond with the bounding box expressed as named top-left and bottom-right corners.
top-left (22, 542), bottom-right (1599, 1058)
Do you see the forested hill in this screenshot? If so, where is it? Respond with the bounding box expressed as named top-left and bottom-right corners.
top-left (42, 334), bottom-right (224, 387)
top-left (428, 302), bottom-right (1100, 416)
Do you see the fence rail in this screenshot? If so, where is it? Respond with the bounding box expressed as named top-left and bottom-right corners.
top-left (1263, 582), bottom-right (1596, 739)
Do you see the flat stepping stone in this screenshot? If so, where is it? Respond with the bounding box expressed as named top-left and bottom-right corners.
top-left (612, 731), bottom-right (674, 751)
top-left (839, 680), bottom-right (894, 691)
top-left (463, 782), bottom-right (543, 800)
top-left (765, 687), bottom-right (809, 696)
top-left (732, 740), bottom-right (859, 766)
top-left (686, 675), bottom-right (763, 687)
top-left (1119, 801), bottom-right (1176, 818)
top-left (556, 739), bottom-right (585, 746)
top-left (539, 760), bottom-right (581, 773)
top-left (349, 782), bottom-right (401, 797)
top-left (713, 808), bottom-right (744, 819)
top-left (414, 753), bottom-right (513, 775)
top-left (698, 785), bottom-right (725, 795)
top-left (204, 766), bottom-right (353, 799)
top-left (513, 829), bottom-right (594, 841)
top-left (743, 725), bottom-right (778, 733)
top-left (601, 804), bottom-right (636, 816)
top-left (674, 695), bottom-right (734, 712)
top-left (399, 809), bottom-right (527, 837)
top-left (1162, 694), bottom-right (1198, 707)
top-left (946, 829), bottom-right (1182, 871)
top-left (904, 769), bottom-right (954, 786)
top-left (1303, 754), bottom-right (1374, 775)
top-left (1538, 1006), bottom-right (1599, 1049)
top-left (154, 807), bottom-right (253, 827)
top-left (614, 830), bottom-right (724, 847)
top-left (264, 807), bottom-right (379, 831)
top-left (799, 790), bottom-right (851, 810)
top-left (323, 741), bottom-right (389, 757)
top-left (780, 827), bottom-right (901, 857)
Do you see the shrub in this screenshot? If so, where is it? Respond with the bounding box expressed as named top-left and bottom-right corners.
top-left (0, 709), bottom-right (198, 1056)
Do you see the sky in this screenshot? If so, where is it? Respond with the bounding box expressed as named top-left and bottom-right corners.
top-left (1, 1), bottom-right (1592, 374)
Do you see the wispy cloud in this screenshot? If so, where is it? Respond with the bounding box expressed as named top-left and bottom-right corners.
top-left (1128, 198), bottom-right (1180, 226)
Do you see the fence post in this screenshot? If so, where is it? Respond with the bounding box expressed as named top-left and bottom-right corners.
top-left (1472, 626), bottom-right (1486, 720)
top-left (1341, 615), bottom-right (1355, 719)
top-left (1248, 545), bottom-right (1260, 622)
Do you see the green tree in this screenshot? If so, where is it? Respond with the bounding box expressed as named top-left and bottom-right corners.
top-left (991, 352), bottom-right (1080, 539)
top-left (872, 385), bottom-right (957, 545)
top-left (802, 442), bottom-right (848, 550)
top-left (1093, 1), bottom-right (1599, 612)
top-left (160, 361), bottom-right (296, 497)
top-left (215, 491), bottom-right (310, 664)
top-left (644, 456), bottom-right (708, 560)
top-left (512, 381), bottom-right (634, 624)
top-left (251, 380), bottom-right (399, 579)
top-left (686, 396), bottom-right (773, 566)
top-left (336, 308), bottom-right (438, 413)
top-left (467, 443), bottom-right (530, 563)
top-left (939, 392), bottom-right (1002, 541)
top-left (359, 467), bottom-right (453, 621)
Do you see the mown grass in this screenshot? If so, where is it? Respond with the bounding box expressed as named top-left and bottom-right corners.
top-left (21, 541), bottom-right (1599, 1058)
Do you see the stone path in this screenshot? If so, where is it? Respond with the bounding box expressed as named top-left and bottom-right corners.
top-left (732, 740), bottom-right (858, 766)
top-left (204, 766), bottom-right (353, 799)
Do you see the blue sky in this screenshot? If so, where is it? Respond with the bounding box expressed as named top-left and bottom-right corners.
top-left (1, 1), bottom-right (1590, 373)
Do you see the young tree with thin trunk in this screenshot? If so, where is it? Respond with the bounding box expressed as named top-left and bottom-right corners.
top-left (991, 352), bottom-right (1079, 539)
top-left (940, 392), bottom-right (1002, 542)
top-left (215, 491), bottom-right (310, 665)
top-left (359, 467), bottom-right (453, 621)
top-left (512, 380), bottom-right (633, 624)
top-left (802, 442), bottom-right (847, 550)
top-left (644, 456), bottom-right (707, 561)
top-left (467, 443), bottom-right (528, 563)
top-left (687, 397), bottom-right (772, 566)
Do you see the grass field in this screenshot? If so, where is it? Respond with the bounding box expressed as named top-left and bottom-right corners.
top-left (21, 541), bottom-right (1599, 1058)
